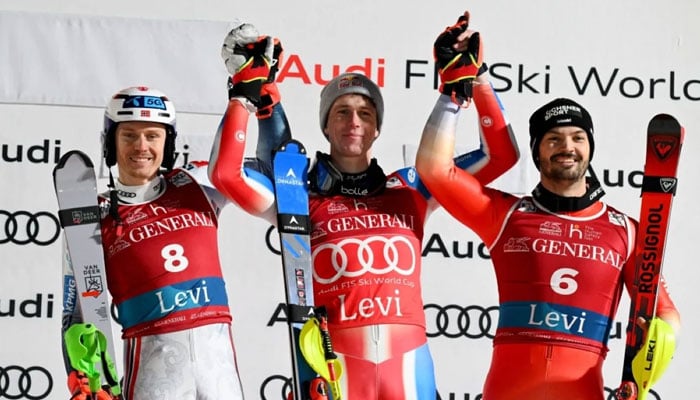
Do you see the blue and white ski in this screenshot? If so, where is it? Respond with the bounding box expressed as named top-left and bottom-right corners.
top-left (272, 139), bottom-right (327, 400)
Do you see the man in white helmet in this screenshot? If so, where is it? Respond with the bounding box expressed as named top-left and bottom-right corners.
top-left (209, 18), bottom-right (518, 400)
top-left (61, 83), bottom-right (288, 397)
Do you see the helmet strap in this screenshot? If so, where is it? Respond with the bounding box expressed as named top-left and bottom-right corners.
top-left (107, 168), bottom-right (124, 237)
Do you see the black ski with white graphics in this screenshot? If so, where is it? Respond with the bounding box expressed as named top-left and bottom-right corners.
top-left (53, 150), bottom-right (122, 396)
top-left (272, 139), bottom-right (325, 400)
top-left (617, 114), bottom-right (683, 400)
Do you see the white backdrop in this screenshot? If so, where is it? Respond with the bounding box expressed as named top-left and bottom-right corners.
top-left (1, 1), bottom-right (698, 399)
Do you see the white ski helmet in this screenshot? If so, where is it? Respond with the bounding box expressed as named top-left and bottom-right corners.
top-left (102, 86), bottom-right (178, 170)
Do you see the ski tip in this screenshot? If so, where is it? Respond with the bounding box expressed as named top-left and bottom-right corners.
top-left (52, 150), bottom-right (97, 189)
top-left (274, 139), bottom-right (307, 155)
top-left (648, 114), bottom-right (681, 135)
top-left (53, 150), bottom-right (95, 173)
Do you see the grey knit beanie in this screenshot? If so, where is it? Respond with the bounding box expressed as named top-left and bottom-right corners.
top-left (319, 72), bottom-right (384, 135)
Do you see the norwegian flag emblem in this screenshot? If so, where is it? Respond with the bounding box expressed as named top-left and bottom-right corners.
top-left (140, 109), bottom-right (151, 118)
top-left (71, 211), bottom-right (83, 224)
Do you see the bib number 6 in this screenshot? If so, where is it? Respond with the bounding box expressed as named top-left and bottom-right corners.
top-left (550, 267), bottom-right (579, 295)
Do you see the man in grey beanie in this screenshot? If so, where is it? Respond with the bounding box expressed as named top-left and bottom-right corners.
top-left (318, 72), bottom-right (384, 135)
top-left (304, 62), bottom-right (516, 397)
top-left (211, 16), bottom-right (519, 398)
top-left (309, 72), bottom-right (387, 196)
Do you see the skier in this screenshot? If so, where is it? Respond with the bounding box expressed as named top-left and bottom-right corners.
top-left (415, 12), bottom-right (681, 400)
top-left (60, 39), bottom-right (287, 400)
top-left (208, 19), bottom-right (519, 400)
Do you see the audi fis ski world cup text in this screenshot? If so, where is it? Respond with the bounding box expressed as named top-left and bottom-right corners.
top-left (273, 52), bottom-right (700, 100)
top-left (404, 60), bottom-right (700, 100)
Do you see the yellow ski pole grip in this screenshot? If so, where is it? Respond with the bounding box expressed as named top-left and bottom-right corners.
top-left (632, 317), bottom-right (676, 400)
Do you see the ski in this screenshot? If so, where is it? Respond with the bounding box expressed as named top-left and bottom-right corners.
top-left (53, 150), bottom-right (122, 397)
top-left (617, 114), bottom-right (683, 400)
top-left (272, 139), bottom-right (324, 400)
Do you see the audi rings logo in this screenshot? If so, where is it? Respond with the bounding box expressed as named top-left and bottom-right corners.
top-left (0, 365), bottom-right (53, 399)
top-left (313, 236), bottom-right (415, 284)
top-left (0, 210), bottom-right (61, 246)
top-left (424, 304), bottom-right (499, 339)
top-left (259, 374), bottom-right (292, 400)
top-left (266, 226), bottom-right (281, 255)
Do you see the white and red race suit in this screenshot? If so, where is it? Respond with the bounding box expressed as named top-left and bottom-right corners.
top-left (62, 163), bottom-right (244, 399)
top-left (209, 83), bottom-right (519, 400)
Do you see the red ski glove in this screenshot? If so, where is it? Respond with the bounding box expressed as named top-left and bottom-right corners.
top-left (222, 22), bottom-right (283, 118)
top-left (434, 11), bottom-right (486, 105)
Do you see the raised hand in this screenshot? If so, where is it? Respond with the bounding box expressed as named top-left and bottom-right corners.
top-left (221, 21), bottom-right (283, 117)
top-left (433, 11), bottom-right (485, 106)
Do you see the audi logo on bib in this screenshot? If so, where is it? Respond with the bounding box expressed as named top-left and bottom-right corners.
top-left (0, 365), bottom-right (53, 399)
top-left (313, 236), bottom-right (416, 284)
top-left (0, 210), bottom-right (61, 246)
top-left (424, 303), bottom-right (499, 339)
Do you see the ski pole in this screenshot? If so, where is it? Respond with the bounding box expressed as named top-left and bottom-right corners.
top-left (627, 318), bottom-right (675, 400)
top-left (315, 307), bottom-right (341, 399)
top-left (299, 315), bottom-right (343, 399)
top-left (65, 323), bottom-right (122, 398)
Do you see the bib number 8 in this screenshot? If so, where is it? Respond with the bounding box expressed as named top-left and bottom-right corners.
top-left (162, 243), bottom-right (189, 272)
